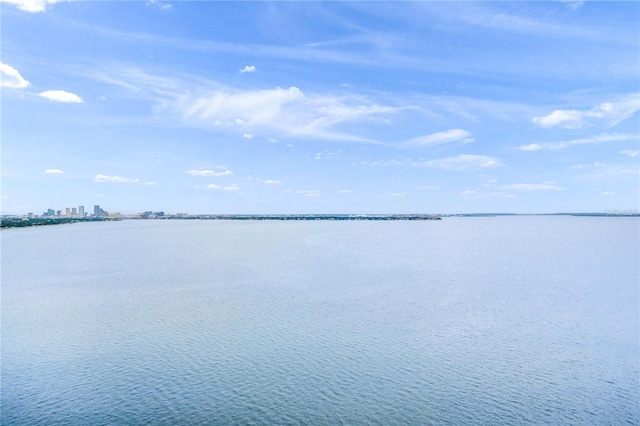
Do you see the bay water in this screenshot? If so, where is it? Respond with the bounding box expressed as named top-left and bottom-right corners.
top-left (2, 217), bottom-right (638, 425)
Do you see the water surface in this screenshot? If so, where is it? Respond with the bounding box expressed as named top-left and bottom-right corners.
top-left (2, 217), bottom-right (638, 424)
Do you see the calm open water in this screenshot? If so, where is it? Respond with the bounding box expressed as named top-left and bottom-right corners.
top-left (1, 217), bottom-right (639, 425)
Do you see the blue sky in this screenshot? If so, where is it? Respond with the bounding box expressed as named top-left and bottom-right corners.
top-left (1, 0), bottom-right (638, 215)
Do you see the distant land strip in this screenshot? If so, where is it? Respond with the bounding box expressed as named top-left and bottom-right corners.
top-left (0, 214), bottom-right (442, 228)
top-left (4, 212), bottom-right (640, 229)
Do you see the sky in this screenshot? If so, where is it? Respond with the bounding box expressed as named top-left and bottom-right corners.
top-left (1, 0), bottom-right (639, 215)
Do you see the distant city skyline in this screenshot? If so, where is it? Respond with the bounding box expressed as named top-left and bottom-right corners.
top-left (1, 1), bottom-right (638, 215)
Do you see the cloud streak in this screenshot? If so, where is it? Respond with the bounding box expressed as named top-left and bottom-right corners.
top-left (403, 129), bottom-right (474, 147)
top-left (102, 71), bottom-right (400, 142)
top-left (620, 150), bottom-right (639, 158)
top-left (94, 174), bottom-right (140, 183)
top-left (39, 90), bottom-right (84, 103)
top-left (499, 183), bottom-right (567, 192)
top-left (518, 133), bottom-right (639, 151)
top-left (45, 168), bottom-right (64, 174)
top-left (186, 169), bottom-right (233, 176)
top-left (147, 0), bottom-right (172, 10)
top-left (411, 154), bottom-right (503, 171)
top-left (297, 190), bottom-right (320, 197)
top-left (533, 94), bottom-right (640, 129)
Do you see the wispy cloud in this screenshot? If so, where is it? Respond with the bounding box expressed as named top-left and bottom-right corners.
top-left (567, 162), bottom-right (605, 170)
top-left (206, 184), bottom-right (221, 190)
top-left (264, 179), bottom-right (282, 184)
top-left (519, 143), bottom-right (542, 152)
top-left (223, 184), bottom-right (240, 191)
top-left (560, 0), bottom-right (585, 10)
top-left (39, 90), bottom-right (84, 103)
top-left (95, 70), bottom-right (399, 142)
top-left (337, 189), bottom-right (352, 193)
top-left (239, 65), bottom-right (256, 73)
top-left (297, 190), bottom-right (320, 197)
top-left (620, 150), bottom-right (639, 158)
top-left (185, 169), bottom-right (233, 176)
top-left (0, 63), bottom-right (30, 88)
top-left (180, 85), bottom-right (396, 141)
top-left (94, 174), bottom-right (139, 183)
top-left (45, 168), bottom-right (64, 175)
top-left (533, 94), bottom-right (640, 129)
top-left (574, 164), bottom-right (640, 180)
top-left (146, 0), bottom-right (172, 10)
top-left (403, 129), bottom-right (473, 147)
top-left (518, 133), bottom-right (638, 151)
top-left (0, 0), bottom-right (61, 12)
top-left (499, 183), bottom-right (567, 192)
top-left (411, 154), bottom-right (503, 171)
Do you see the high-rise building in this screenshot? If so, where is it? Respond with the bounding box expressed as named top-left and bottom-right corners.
top-left (72, 207), bottom-right (77, 217)
top-left (78, 205), bottom-right (85, 217)
top-left (65, 207), bottom-right (71, 217)
top-left (94, 205), bottom-right (101, 217)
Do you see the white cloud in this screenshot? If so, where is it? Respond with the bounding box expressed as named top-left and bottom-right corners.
top-left (575, 164), bottom-right (639, 180)
top-left (519, 133), bottom-right (638, 151)
top-left (39, 90), bottom-right (83, 103)
top-left (44, 168), bottom-right (64, 174)
top-left (206, 184), bottom-right (221, 190)
top-left (519, 143), bottom-right (542, 151)
top-left (600, 192), bottom-right (615, 197)
top-left (337, 189), bottom-right (352, 193)
top-left (499, 183), bottom-right (567, 192)
top-left (235, 118), bottom-right (245, 125)
top-left (178, 85), bottom-right (397, 142)
top-left (404, 128), bottom-right (474, 147)
top-left (620, 150), bottom-right (639, 157)
top-left (242, 133), bottom-right (254, 139)
top-left (567, 164), bottom-right (589, 170)
top-left (533, 109), bottom-right (585, 129)
top-left (0, 0), bottom-right (61, 12)
top-left (239, 65), bottom-right (256, 73)
top-left (146, 0), bottom-right (172, 10)
top-left (560, 0), bottom-right (584, 9)
top-left (412, 154), bottom-right (503, 171)
top-left (264, 179), bottom-right (282, 184)
top-left (94, 174), bottom-right (139, 183)
top-left (0, 63), bottom-right (30, 88)
top-left (297, 190), bottom-right (320, 197)
top-left (223, 184), bottom-right (240, 191)
top-left (185, 169), bottom-right (233, 176)
top-left (533, 94), bottom-right (640, 129)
